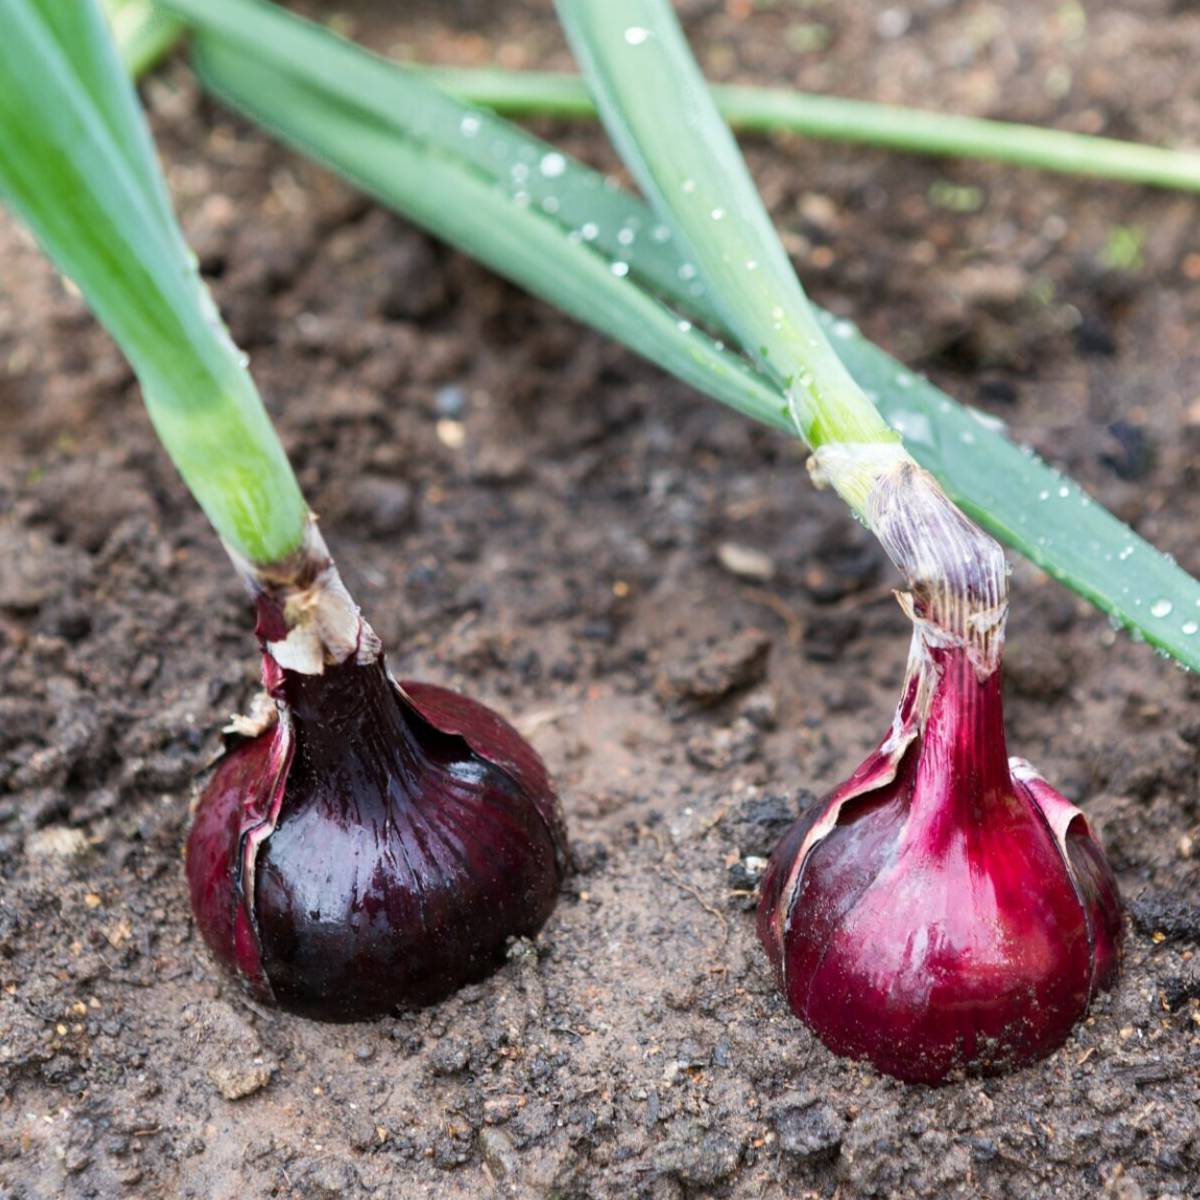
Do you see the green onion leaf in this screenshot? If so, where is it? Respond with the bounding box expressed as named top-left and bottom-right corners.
top-left (411, 65), bottom-right (1200, 195)
top-left (160, 0), bottom-right (1200, 669)
top-left (0, 0), bottom-right (306, 565)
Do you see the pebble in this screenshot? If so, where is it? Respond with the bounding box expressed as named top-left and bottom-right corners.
top-left (685, 717), bottom-right (760, 771)
top-left (774, 1099), bottom-right (846, 1160)
top-left (208, 1063), bottom-right (273, 1101)
top-left (657, 629), bottom-right (771, 709)
top-left (716, 542), bottom-right (776, 581)
top-left (479, 1127), bottom-right (519, 1181)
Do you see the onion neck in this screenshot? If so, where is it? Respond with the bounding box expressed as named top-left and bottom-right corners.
top-left (903, 647), bottom-right (1013, 850)
top-left (227, 514), bottom-right (380, 676)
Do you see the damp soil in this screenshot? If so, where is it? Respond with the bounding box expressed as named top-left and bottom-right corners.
top-left (3, 2), bottom-right (1200, 1197)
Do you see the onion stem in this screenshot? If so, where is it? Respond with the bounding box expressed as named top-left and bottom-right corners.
top-left (557, 0), bottom-right (900, 512)
top-left (555, 0), bottom-right (1005, 645)
top-left (0, 0), bottom-right (306, 567)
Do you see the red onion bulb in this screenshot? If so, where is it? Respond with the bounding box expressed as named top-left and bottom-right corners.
top-left (757, 642), bottom-right (1122, 1084)
top-left (187, 653), bottom-right (567, 1021)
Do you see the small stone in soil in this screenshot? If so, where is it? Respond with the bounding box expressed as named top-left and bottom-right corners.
top-left (297, 1156), bottom-right (362, 1199)
top-left (738, 686), bottom-right (778, 730)
top-left (774, 1098), bottom-right (846, 1161)
top-left (657, 629), bottom-right (771, 709)
top-left (479, 1127), bottom-right (519, 1181)
top-left (686, 717), bottom-right (760, 771)
top-left (716, 541), bottom-right (776, 581)
top-left (208, 1063), bottom-right (273, 1101)
top-left (654, 1125), bottom-right (743, 1187)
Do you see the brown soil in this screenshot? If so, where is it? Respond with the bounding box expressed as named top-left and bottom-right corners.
top-left (3, 2), bottom-right (1200, 1197)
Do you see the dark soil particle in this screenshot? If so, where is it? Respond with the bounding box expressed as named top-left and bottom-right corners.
top-left (3, 1), bottom-right (1200, 1198)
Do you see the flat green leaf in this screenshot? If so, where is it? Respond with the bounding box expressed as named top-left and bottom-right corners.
top-left (411, 64), bottom-right (1200, 194)
top-left (165, 0), bottom-right (1200, 669)
top-left (0, 0), bottom-right (305, 563)
top-left (557, 0), bottom-right (892, 459)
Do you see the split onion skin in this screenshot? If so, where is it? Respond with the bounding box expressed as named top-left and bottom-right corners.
top-left (758, 647), bottom-right (1122, 1085)
top-left (187, 657), bottom-right (567, 1021)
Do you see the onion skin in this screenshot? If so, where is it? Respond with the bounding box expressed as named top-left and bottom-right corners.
top-left (187, 657), bottom-right (566, 1020)
top-left (757, 644), bottom-right (1123, 1085)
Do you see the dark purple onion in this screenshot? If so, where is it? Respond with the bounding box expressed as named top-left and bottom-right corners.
top-left (187, 654), bottom-right (566, 1020)
top-left (757, 644), bottom-right (1122, 1084)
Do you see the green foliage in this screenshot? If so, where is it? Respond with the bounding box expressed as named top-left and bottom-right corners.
top-left (161, 0), bottom-right (1200, 668)
top-left (0, 0), bottom-right (306, 564)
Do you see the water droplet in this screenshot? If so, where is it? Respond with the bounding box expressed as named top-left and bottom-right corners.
top-left (539, 152), bottom-right (566, 178)
top-left (580, 222), bottom-right (600, 241)
top-left (513, 190), bottom-right (531, 207)
top-left (1151, 599), bottom-right (1173, 618)
top-left (771, 306), bottom-right (784, 320)
top-left (745, 258), bottom-right (758, 271)
top-left (968, 407), bottom-right (1007, 433)
top-left (1118, 545), bottom-right (1134, 561)
top-left (542, 196), bottom-right (560, 214)
top-left (677, 319), bottom-right (692, 333)
top-left (832, 320), bottom-right (855, 339)
top-left (895, 371), bottom-right (913, 388)
top-left (889, 411), bottom-right (933, 446)
top-left (617, 227), bottom-right (636, 246)
top-left (1038, 489), bottom-right (1050, 501)
top-left (1183, 621), bottom-right (1199, 636)
top-left (236, 350), bottom-right (249, 368)
top-left (624, 25), bottom-right (650, 45)
top-left (460, 115), bottom-right (481, 137)
top-left (610, 261), bottom-right (629, 277)
top-left (511, 162), bottom-right (530, 183)
top-left (678, 263), bottom-right (697, 281)
top-left (959, 430), bottom-right (976, 445)
top-left (1057, 485), bottom-right (1070, 498)
top-left (681, 179), bottom-right (696, 194)
top-left (651, 224), bottom-right (672, 242)
top-left (710, 208), bottom-right (726, 221)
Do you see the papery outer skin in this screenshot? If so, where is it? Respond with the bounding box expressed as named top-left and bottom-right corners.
top-left (185, 729), bottom-right (288, 1002)
top-left (186, 656), bottom-right (566, 1020)
top-left (757, 643), bottom-right (1123, 1085)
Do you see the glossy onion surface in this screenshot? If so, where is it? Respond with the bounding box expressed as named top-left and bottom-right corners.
top-left (757, 646), bottom-right (1122, 1084)
top-left (187, 657), bottom-right (567, 1020)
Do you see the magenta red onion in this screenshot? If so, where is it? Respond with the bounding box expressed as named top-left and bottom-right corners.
top-left (757, 640), bottom-right (1122, 1084)
top-left (187, 620), bottom-right (566, 1020)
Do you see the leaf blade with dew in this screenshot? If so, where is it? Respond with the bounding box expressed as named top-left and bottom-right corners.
top-left (162, 0), bottom-right (1200, 670)
top-left (557, 0), bottom-right (897, 467)
top-left (109, 5), bottom-right (1200, 197)
top-left (409, 65), bottom-right (1200, 195)
top-left (0, 0), bottom-right (307, 564)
